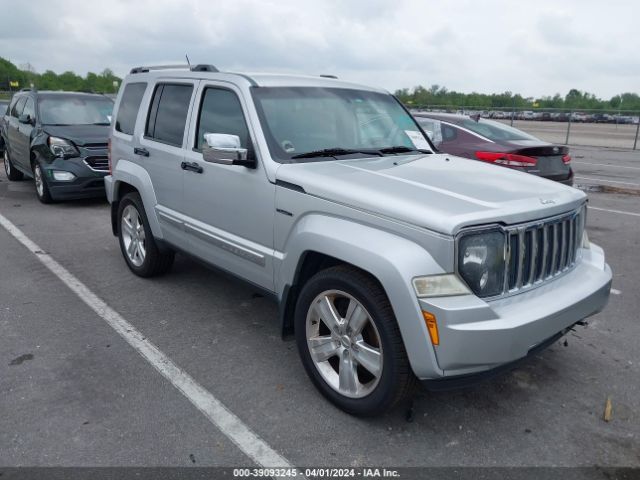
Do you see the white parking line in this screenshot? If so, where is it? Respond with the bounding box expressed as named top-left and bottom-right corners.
top-left (574, 161), bottom-right (640, 171)
top-left (0, 212), bottom-right (296, 473)
top-left (589, 206), bottom-right (640, 217)
top-left (575, 176), bottom-right (640, 187)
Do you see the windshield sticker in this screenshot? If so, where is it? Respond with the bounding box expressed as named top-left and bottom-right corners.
top-left (405, 130), bottom-right (431, 150)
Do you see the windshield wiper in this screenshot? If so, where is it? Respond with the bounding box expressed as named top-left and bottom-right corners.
top-left (378, 146), bottom-right (432, 155)
top-left (291, 148), bottom-right (383, 159)
top-left (90, 122), bottom-right (111, 126)
top-left (43, 123), bottom-right (72, 126)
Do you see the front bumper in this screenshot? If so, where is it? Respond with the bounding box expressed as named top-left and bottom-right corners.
top-left (417, 243), bottom-right (611, 379)
top-left (42, 157), bottom-right (107, 200)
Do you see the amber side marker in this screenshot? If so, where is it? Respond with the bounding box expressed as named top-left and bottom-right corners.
top-left (422, 311), bottom-right (439, 346)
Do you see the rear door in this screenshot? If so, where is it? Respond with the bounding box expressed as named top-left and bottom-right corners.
top-left (7, 96), bottom-right (26, 167)
top-left (137, 80), bottom-right (197, 245)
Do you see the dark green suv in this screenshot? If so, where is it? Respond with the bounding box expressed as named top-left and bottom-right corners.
top-left (1, 90), bottom-right (113, 203)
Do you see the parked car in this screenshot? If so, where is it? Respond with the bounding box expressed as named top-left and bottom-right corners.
top-left (106, 65), bottom-right (611, 416)
top-left (413, 112), bottom-right (574, 185)
top-left (1, 89), bottom-right (113, 203)
top-left (0, 99), bottom-right (10, 153)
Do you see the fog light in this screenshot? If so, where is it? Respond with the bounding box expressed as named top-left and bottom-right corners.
top-left (422, 311), bottom-right (440, 346)
top-left (52, 171), bottom-right (76, 181)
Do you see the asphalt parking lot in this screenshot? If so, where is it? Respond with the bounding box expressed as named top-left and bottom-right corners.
top-left (0, 149), bottom-right (638, 470)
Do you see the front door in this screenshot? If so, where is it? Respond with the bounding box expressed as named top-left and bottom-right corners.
top-left (14, 97), bottom-right (36, 169)
top-left (181, 83), bottom-right (276, 291)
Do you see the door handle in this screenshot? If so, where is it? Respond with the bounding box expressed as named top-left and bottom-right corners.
top-left (134, 147), bottom-right (149, 157)
top-left (180, 161), bottom-right (203, 174)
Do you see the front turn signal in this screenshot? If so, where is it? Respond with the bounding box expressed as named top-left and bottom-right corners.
top-left (422, 311), bottom-right (440, 346)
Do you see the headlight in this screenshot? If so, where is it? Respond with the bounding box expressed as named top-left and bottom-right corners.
top-left (412, 274), bottom-right (471, 298)
top-left (457, 229), bottom-right (506, 298)
top-left (48, 136), bottom-right (80, 158)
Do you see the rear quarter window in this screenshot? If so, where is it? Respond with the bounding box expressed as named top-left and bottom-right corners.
top-left (115, 83), bottom-right (147, 135)
top-left (145, 83), bottom-right (193, 147)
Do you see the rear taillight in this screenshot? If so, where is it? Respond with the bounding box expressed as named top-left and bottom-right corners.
top-left (107, 138), bottom-right (112, 174)
top-left (475, 151), bottom-right (538, 167)
top-left (562, 154), bottom-right (571, 164)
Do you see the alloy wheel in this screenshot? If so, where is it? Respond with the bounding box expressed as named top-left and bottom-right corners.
top-left (34, 164), bottom-right (44, 197)
top-left (305, 290), bottom-right (383, 398)
top-left (3, 150), bottom-right (10, 178)
top-left (121, 204), bottom-right (147, 267)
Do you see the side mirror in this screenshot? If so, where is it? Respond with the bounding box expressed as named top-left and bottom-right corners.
top-left (18, 114), bottom-right (33, 125)
top-left (202, 133), bottom-right (255, 168)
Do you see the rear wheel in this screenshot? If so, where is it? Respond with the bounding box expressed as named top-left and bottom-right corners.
top-left (295, 265), bottom-right (416, 416)
top-left (117, 192), bottom-right (174, 277)
top-left (4, 149), bottom-right (24, 181)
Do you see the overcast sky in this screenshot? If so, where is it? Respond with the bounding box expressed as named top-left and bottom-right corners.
top-left (0, 0), bottom-right (637, 99)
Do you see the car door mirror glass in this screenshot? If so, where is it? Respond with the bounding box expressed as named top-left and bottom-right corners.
top-left (202, 133), bottom-right (254, 168)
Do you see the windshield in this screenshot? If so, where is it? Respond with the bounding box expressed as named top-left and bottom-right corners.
top-left (460, 118), bottom-right (539, 142)
top-left (251, 87), bottom-right (432, 162)
top-left (39, 96), bottom-right (114, 125)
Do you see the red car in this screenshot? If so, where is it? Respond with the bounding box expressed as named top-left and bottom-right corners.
top-left (413, 112), bottom-right (573, 185)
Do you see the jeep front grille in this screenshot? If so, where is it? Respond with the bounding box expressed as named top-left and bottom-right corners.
top-left (504, 206), bottom-right (585, 294)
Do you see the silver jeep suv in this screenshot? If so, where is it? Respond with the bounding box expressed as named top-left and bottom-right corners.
top-left (105, 64), bottom-right (612, 416)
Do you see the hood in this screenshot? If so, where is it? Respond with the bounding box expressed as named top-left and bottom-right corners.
top-left (42, 124), bottom-right (110, 147)
top-left (276, 154), bottom-right (586, 235)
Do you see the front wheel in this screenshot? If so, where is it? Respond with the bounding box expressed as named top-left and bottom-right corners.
top-left (33, 161), bottom-right (53, 203)
top-left (295, 265), bottom-right (416, 416)
top-left (117, 192), bottom-right (174, 277)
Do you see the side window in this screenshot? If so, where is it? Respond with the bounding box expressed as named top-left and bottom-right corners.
top-left (195, 88), bottom-right (251, 150)
top-left (416, 118), bottom-right (443, 146)
top-left (11, 97), bottom-right (26, 118)
top-left (115, 82), bottom-right (147, 135)
top-left (22, 98), bottom-right (35, 120)
top-left (441, 124), bottom-right (458, 142)
top-left (145, 83), bottom-right (193, 147)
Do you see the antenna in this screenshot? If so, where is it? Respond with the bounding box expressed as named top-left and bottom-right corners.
top-left (185, 54), bottom-right (191, 67)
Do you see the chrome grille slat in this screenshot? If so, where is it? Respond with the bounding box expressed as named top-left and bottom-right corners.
top-left (540, 225), bottom-right (549, 282)
top-left (559, 220), bottom-right (567, 270)
top-left (515, 229), bottom-right (526, 289)
top-left (549, 223), bottom-right (558, 276)
top-left (528, 228), bottom-right (538, 286)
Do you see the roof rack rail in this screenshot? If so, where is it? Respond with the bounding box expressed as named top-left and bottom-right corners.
top-left (191, 64), bottom-right (219, 72)
top-left (130, 64), bottom-right (220, 74)
top-left (19, 87), bottom-right (33, 92)
top-left (319, 74), bottom-right (338, 79)
top-left (130, 64), bottom-right (189, 74)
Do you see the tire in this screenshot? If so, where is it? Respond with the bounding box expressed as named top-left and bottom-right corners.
top-left (117, 192), bottom-right (174, 277)
top-left (33, 161), bottom-right (53, 204)
top-left (4, 149), bottom-right (24, 181)
top-left (294, 265), bottom-right (417, 416)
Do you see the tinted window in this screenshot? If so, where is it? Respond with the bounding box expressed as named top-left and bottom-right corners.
top-left (22, 98), bottom-right (35, 120)
top-left (11, 97), bottom-right (26, 117)
top-left (116, 83), bottom-right (147, 135)
top-left (146, 84), bottom-right (193, 147)
top-left (460, 118), bottom-right (538, 142)
top-left (442, 124), bottom-right (458, 141)
top-left (196, 88), bottom-right (250, 150)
